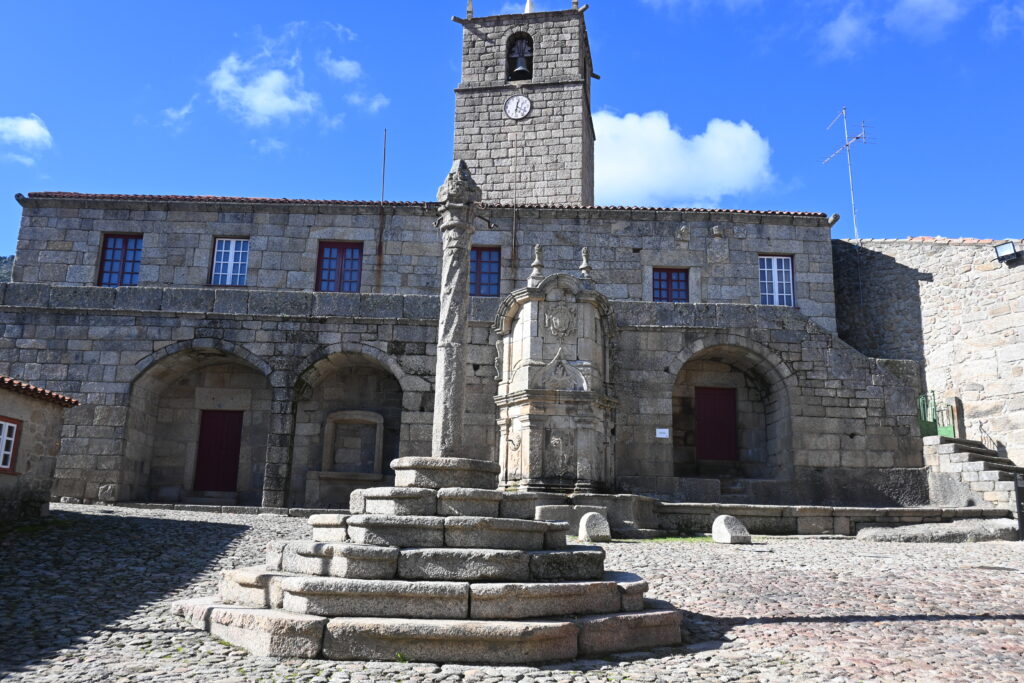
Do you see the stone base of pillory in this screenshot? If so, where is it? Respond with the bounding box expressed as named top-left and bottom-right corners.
top-left (171, 463), bottom-right (683, 664)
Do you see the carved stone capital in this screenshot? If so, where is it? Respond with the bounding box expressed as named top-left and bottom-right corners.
top-left (436, 160), bottom-right (482, 233)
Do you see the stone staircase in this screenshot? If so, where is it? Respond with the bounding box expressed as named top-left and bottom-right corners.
top-left (924, 436), bottom-right (1023, 514)
top-left (171, 456), bottom-right (681, 664)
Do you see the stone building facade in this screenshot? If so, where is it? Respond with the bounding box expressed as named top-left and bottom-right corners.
top-left (0, 3), bottom-right (1015, 512)
top-left (0, 375), bottom-right (79, 520)
top-left (834, 238), bottom-right (1024, 466)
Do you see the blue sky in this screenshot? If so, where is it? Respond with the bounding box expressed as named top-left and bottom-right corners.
top-left (2, 0), bottom-right (1022, 255)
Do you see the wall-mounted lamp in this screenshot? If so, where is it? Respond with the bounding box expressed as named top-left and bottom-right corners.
top-left (994, 241), bottom-right (1020, 263)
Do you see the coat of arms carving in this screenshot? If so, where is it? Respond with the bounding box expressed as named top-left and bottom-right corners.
top-left (544, 303), bottom-right (577, 339)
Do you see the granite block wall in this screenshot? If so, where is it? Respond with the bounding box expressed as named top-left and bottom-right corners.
top-left (13, 197), bottom-right (838, 332)
top-left (0, 389), bottom-right (66, 520)
top-left (0, 278), bottom-right (921, 508)
top-left (834, 238), bottom-right (1024, 465)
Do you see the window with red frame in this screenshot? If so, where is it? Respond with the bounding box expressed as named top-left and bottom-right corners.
top-left (0, 416), bottom-right (21, 474)
top-left (97, 234), bottom-right (142, 286)
top-left (470, 247), bottom-right (501, 297)
top-left (317, 242), bottom-right (363, 293)
top-left (653, 268), bottom-right (689, 302)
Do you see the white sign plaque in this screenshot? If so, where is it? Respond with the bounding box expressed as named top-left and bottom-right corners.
top-left (655, 428), bottom-right (670, 439)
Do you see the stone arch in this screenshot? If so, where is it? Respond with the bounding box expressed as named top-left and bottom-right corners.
top-left (125, 342), bottom-right (274, 504)
top-left (669, 333), bottom-right (796, 480)
top-left (291, 346), bottom-right (409, 508)
top-left (131, 338), bottom-right (273, 385)
top-left (293, 341), bottom-right (427, 397)
top-left (507, 31), bottom-right (534, 82)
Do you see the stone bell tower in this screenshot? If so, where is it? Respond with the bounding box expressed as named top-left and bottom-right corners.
top-left (453, 2), bottom-right (596, 206)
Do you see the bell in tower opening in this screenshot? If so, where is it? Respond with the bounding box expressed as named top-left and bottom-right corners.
top-left (508, 34), bottom-right (533, 81)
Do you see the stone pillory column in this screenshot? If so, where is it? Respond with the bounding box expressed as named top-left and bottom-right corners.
top-left (431, 160), bottom-right (482, 460)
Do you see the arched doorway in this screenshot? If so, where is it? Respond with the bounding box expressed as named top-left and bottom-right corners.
top-left (293, 352), bottom-right (404, 507)
top-left (126, 346), bottom-right (273, 504)
top-left (672, 344), bottom-right (792, 480)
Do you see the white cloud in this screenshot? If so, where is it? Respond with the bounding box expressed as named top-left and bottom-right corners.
top-left (3, 153), bottom-right (36, 167)
top-left (0, 115), bottom-right (53, 150)
top-left (885, 0), bottom-right (970, 40)
top-left (251, 137), bottom-right (287, 154)
top-left (319, 50), bottom-right (363, 82)
top-left (821, 4), bottom-right (874, 58)
top-left (593, 111), bottom-right (774, 207)
top-left (346, 93), bottom-right (390, 113)
top-left (208, 54), bottom-right (319, 126)
top-left (990, 2), bottom-right (1024, 36)
top-left (325, 22), bottom-right (357, 41)
top-left (162, 95), bottom-right (197, 129)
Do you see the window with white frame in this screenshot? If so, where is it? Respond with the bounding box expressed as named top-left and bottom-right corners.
top-left (0, 418), bottom-right (19, 472)
top-left (759, 256), bottom-right (795, 307)
top-left (211, 238), bottom-right (249, 286)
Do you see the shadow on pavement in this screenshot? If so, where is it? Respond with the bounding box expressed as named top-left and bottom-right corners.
top-left (0, 509), bottom-right (247, 674)
top-left (678, 608), bottom-right (1024, 650)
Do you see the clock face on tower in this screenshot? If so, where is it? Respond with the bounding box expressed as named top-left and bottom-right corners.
top-left (504, 94), bottom-right (532, 120)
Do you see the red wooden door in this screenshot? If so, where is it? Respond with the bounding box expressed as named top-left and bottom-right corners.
top-left (695, 387), bottom-right (738, 462)
top-left (193, 410), bottom-right (244, 492)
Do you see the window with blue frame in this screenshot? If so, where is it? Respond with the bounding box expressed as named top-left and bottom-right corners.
top-left (653, 268), bottom-right (689, 302)
top-left (317, 242), bottom-right (363, 293)
top-left (470, 247), bottom-right (501, 297)
top-left (97, 234), bottom-right (142, 286)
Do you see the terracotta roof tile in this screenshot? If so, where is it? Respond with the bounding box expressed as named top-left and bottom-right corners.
top-left (0, 375), bottom-right (80, 408)
top-left (23, 192), bottom-right (828, 219)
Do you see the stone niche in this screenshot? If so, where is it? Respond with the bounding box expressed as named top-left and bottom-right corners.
top-left (306, 411), bottom-right (387, 508)
top-left (494, 273), bottom-right (617, 492)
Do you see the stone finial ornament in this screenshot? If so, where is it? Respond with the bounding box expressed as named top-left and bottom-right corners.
top-left (467, 0), bottom-right (473, 19)
top-left (525, 0), bottom-right (535, 13)
top-left (437, 159), bottom-right (482, 207)
top-left (436, 160), bottom-right (482, 234)
top-left (579, 247), bottom-right (593, 280)
top-left (528, 244), bottom-right (544, 287)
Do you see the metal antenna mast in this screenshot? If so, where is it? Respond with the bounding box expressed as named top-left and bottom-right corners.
top-left (823, 107), bottom-right (868, 240)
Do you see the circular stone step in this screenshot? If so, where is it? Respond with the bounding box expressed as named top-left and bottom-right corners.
top-left (444, 516), bottom-right (549, 550)
top-left (323, 617), bottom-right (578, 664)
top-left (436, 488), bottom-right (504, 517)
top-left (392, 457), bottom-right (500, 490)
top-left (397, 548), bottom-right (531, 582)
top-left (347, 515), bottom-right (446, 548)
top-left (349, 487), bottom-right (437, 516)
top-left (280, 577), bottom-right (469, 619)
top-left (528, 546), bottom-right (605, 580)
top-left (469, 581), bottom-right (622, 619)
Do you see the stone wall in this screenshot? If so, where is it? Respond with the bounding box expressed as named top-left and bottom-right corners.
top-left (0, 279), bottom-right (921, 508)
top-left (13, 196), bottom-right (838, 332)
top-left (610, 302), bottom-right (924, 506)
top-left (0, 283), bottom-right (499, 507)
top-left (0, 389), bottom-right (66, 520)
top-left (834, 238), bottom-right (1024, 465)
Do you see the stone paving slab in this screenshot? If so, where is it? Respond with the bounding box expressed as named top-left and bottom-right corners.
top-left (1, 504), bottom-right (1023, 682)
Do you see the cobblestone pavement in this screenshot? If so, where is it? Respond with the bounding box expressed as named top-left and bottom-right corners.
top-left (1, 504), bottom-right (1022, 683)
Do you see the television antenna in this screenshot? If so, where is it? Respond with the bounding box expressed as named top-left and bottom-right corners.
top-left (823, 107), bottom-right (868, 240)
